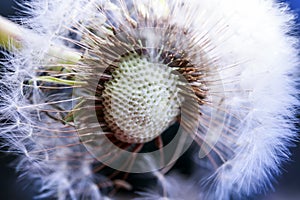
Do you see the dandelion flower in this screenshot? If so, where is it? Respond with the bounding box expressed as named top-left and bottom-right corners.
top-left (0, 0), bottom-right (299, 199)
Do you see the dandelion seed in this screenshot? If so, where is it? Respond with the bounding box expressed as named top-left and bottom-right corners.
top-left (0, 0), bottom-right (299, 200)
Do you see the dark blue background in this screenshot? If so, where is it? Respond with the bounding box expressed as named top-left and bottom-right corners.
top-left (287, 0), bottom-right (300, 12)
top-left (0, 1), bottom-right (299, 200)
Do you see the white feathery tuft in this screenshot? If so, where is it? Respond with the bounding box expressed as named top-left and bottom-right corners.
top-left (185, 0), bottom-right (299, 199)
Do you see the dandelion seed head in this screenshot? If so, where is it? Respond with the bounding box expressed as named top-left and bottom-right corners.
top-left (0, 0), bottom-right (299, 199)
top-left (102, 54), bottom-right (182, 143)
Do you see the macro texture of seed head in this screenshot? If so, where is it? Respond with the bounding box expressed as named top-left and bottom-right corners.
top-left (0, 0), bottom-right (298, 200)
top-left (102, 54), bottom-right (182, 143)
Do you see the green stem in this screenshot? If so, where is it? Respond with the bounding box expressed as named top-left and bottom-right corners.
top-left (0, 16), bottom-right (82, 65)
top-left (0, 16), bottom-right (23, 50)
top-left (34, 76), bottom-right (86, 86)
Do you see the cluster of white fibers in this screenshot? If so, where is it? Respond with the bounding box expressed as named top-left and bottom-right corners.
top-left (0, 0), bottom-right (299, 200)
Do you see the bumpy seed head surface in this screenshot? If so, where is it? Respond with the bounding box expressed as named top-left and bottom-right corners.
top-left (102, 54), bottom-right (182, 143)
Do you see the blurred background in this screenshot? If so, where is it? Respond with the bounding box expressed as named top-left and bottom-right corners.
top-left (0, 0), bottom-right (299, 199)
